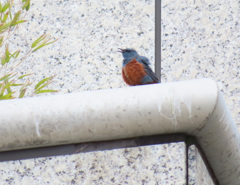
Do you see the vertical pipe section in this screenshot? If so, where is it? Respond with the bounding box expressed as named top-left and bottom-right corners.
top-left (155, 0), bottom-right (161, 82)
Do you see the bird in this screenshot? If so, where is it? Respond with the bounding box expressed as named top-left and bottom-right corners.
top-left (118, 48), bottom-right (159, 86)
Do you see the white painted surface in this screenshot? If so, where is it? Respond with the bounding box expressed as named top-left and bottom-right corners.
top-left (0, 78), bottom-right (239, 184)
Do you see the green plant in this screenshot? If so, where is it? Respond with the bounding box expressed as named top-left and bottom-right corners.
top-left (0, 0), bottom-right (58, 100)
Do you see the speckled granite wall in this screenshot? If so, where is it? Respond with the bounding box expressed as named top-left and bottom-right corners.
top-left (162, 0), bottom-right (240, 127)
top-left (0, 0), bottom-right (234, 184)
top-left (7, 0), bottom-right (154, 93)
top-left (0, 143), bottom-right (186, 184)
top-left (188, 145), bottom-right (215, 185)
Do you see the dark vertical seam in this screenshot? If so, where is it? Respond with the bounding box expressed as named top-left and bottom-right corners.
top-left (155, 0), bottom-right (161, 82)
top-left (186, 138), bottom-right (189, 185)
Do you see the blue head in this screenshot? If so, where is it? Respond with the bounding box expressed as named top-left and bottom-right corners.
top-left (118, 48), bottom-right (139, 59)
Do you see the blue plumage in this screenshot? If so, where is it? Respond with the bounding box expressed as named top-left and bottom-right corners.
top-left (118, 48), bottom-right (159, 85)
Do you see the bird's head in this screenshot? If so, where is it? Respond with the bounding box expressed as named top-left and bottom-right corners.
top-left (118, 48), bottom-right (139, 59)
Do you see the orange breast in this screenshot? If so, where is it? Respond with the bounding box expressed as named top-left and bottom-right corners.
top-left (122, 59), bottom-right (146, 86)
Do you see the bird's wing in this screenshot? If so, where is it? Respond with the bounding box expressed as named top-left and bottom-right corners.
top-left (137, 56), bottom-right (159, 83)
top-left (137, 56), bottom-right (150, 65)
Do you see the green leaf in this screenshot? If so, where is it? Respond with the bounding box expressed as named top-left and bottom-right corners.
top-left (18, 74), bottom-right (31, 79)
top-left (2, 12), bottom-right (9, 23)
top-left (1, 2), bottom-right (10, 13)
top-left (11, 11), bottom-right (21, 26)
top-left (1, 55), bottom-right (9, 66)
top-left (6, 84), bottom-right (12, 93)
top-left (35, 89), bottom-right (58, 94)
top-left (0, 36), bottom-right (3, 47)
top-left (11, 83), bottom-right (23, 86)
top-left (35, 82), bottom-right (50, 92)
top-left (26, 3), bottom-right (30, 11)
top-left (12, 50), bottom-right (20, 58)
top-left (9, 10), bottom-right (12, 20)
top-left (19, 90), bottom-right (26, 98)
top-left (6, 45), bottom-right (10, 57)
top-left (1, 45), bottom-right (11, 65)
top-left (0, 92), bottom-right (15, 100)
top-left (32, 40), bottom-right (56, 52)
top-left (1, 81), bottom-right (13, 93)
top-left (31, 34), bottom-right (47, 48)
top-left (0, 73), bottom-right (16, 82)
top-left (34, 75), bottom-right (57, 95)
top-left (22, 0), bottom-right (30, 11)
top-left (19, 87), bottom-right (27, 98)
top-left (0, 74), bottom-right (11, 81)
top-left (1, 57), bottom-right (6, 65)
top-left (34, 76), bottom-right (53, 90)
top-left (0, 3), bottom-right (2, 12)
top-left (0, 22), bottom-right (11, 33)
top-left (11, 20), bottom-right (26, 26)
top-left (31, 33), bottom-right (58, 52)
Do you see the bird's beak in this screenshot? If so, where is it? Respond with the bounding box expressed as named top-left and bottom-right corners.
top-left (118, 48), bottom-right (124, 53)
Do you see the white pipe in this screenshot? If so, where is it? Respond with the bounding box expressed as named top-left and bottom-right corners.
top-left (0, 78), bottom-right (239, 185)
